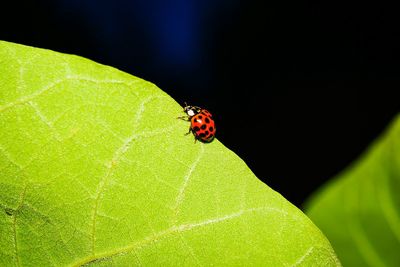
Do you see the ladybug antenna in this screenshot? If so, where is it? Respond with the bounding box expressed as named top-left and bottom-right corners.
top-left (184, 101), bottom-right (188, 107)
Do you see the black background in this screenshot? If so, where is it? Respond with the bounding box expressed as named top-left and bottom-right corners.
top-left (2, 0), bottom-right (399, 207)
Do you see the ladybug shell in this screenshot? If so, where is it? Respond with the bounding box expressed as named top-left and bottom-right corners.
top-left (199, 109), bottom-right (212, 118)
top-left (191, 110), bottom-right (216, 142)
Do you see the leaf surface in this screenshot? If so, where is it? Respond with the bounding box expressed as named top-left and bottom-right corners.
top-left (305, 115), bottom-right (400, 267)
top-left (0, 41), bottom-right (339, 266)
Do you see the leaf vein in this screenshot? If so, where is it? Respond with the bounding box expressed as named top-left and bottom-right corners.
top-left (172, 145), bottom-right (204, 223)
top-left (73, 206), bottom-right (284, 267)
top-left (28, 101), bottom-right (62, 141)
top-left (0, 77), bottom-right (68, 113)
top-left (90, 95), bottom-right (168, 254)
top-left (290, 246), bottom-right (314, 267)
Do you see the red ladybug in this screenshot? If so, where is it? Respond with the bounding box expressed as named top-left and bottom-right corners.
top-left (179, 103), bottom-right (216, 143)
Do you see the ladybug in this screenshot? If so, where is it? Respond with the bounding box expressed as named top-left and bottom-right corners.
top-left (178, 103), bottom-right (216, 143)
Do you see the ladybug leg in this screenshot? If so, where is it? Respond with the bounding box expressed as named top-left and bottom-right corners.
top-left (177, 115), bottom-right (190, 121)
top-left (185, 127), bottom-right (197, 143)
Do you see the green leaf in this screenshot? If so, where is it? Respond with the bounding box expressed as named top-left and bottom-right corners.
top-left (305, 115), bottom-right (400, 267)
top-left (0, 41), bottom-right (340, 266)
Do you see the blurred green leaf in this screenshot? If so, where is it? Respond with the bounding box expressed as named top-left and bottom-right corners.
top-left (305, 115), bottom-right (400, 267)
top-left (0, 41), bottom-right (339, 266)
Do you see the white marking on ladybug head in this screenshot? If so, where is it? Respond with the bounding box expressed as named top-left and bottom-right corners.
top-left (187, 109), bottom-right (195, 117)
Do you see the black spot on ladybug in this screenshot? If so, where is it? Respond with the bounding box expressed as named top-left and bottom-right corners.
top-left (201, 124), bottom-right (206, 130)
top-left (199, 133), bottom-right (206, 138)
top-left (205, 131), bottom-right (209, 135)
top-left (205, 118), bottom-right (210, 123)
top-left (198, 115), bottom-right (203, 119)
top-left (209, 126), bottom-right (214, 132)
top-left (193, 126), bottom-right (200, 132)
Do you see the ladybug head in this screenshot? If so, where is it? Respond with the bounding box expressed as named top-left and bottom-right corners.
top-left (183, 103), bottom-right (201, 117)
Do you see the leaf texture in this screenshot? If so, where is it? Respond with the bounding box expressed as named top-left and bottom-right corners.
top-left (0, 41), bottom-right (340, 266)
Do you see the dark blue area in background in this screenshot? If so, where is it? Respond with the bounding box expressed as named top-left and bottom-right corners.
top-left (51, 0), bottom-right (238, 97)
top-left (1, 0), bottom-right (399, 205)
